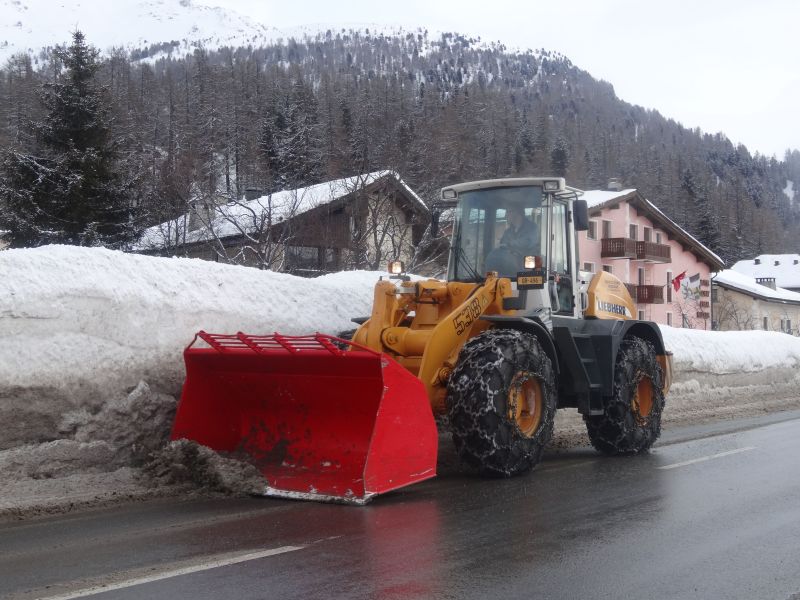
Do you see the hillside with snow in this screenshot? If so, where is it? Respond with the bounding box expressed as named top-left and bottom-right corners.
top-left (0, 0), bottom-right (282, 64)
top-left (0, 0), bottom-right (444, 65)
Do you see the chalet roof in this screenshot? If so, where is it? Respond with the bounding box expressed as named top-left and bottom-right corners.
top-left (582, 188), bottom-right (725, 271)
top-left (135, 170), bottom-right (426, 251)
top-left (714, 269), bottom-right (800, 304)
top-left (730, 254), bottom-right (800, 289)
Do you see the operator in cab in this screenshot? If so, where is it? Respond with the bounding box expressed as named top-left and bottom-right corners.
top-left (499, 204), bottom-right (538, 263)
top-left (485, 203), bottom-right (539, 276)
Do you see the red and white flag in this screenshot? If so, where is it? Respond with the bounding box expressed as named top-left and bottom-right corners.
top-left (671, 271), bottom-right (687, 292)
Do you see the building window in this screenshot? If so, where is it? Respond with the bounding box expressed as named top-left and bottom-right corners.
top-left (788, 320), bottom-right (793, 335)
top-left (286, 246), bottom-right (320, 270)
top-left (629, 224), bottom-right (638, 240)
top-left (603, 265), bottom-right (613, 274)
top-left (638, 310), bottom-right (645, 321)
top-left (682, 314), bottom-right (689, 328)
top-left (666, 270), bottom-right (673, 303)
top-left (763, 316), bottom-right (769, 330)
top-left (638, 267), bottom-right (645, 285)
top-left (712, 320), bottom-right (719, 330)
top-left (587, 221), bottom-right (597, 240)
top-left (656, 232), bottom-right (662, 244)
top-left (602, 220), bottom-right (612, 239)
top-left (667, 312), bottom-right (673, 327)
top-left (583, 262), bottom-right (595, 273)
top-left (711, 286), bottom-right (718, 302)
top-left (644, 227), bottom-right (652, 242)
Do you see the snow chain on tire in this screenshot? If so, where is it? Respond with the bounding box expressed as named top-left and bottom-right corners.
top-left (446, 329), bottom-right (557, 477)
top-left (584, 336), bottom-right (665, 455)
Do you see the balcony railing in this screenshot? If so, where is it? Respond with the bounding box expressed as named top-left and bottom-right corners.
top-left (624, 284), bottom-right (664, 304)
top-left (635, 241), bottom-right (671, 263)
top-left (635, 285), bottom-right (664, 304)
top-left (601, 237), bottom-right (637, 259)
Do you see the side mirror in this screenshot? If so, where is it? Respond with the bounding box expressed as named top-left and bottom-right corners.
top-left (573, 200), bottom-right (589, 232)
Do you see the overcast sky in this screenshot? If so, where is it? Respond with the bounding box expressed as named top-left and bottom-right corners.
top-left (195, 0), bottom-right (799, 159)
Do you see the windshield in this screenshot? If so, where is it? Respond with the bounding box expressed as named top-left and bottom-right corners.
top-left (449, 186), bottom-right (546, 281)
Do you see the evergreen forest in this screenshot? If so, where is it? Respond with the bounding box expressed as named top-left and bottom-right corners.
top-left (2, 28), bottom-right (799, 264)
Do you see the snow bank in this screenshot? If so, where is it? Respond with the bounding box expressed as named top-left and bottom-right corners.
top-left (659, 326), bottom-right (800, 418)
top-left (0, 245), bottom-right (383, 449)
top-left (661, 326), bottom-right (800, 373)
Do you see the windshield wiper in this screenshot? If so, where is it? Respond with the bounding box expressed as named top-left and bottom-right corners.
top-left (452, 223), bottom-right (482, 282)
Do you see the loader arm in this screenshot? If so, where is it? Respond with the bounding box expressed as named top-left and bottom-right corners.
top-left (354, 274), bottom-right (516, 413)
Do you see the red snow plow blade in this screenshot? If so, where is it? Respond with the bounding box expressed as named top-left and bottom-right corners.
top-left (171, 332), bottom-right (438, 504)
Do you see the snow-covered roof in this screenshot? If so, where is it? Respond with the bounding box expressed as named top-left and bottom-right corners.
top-left (730, 254), bottom-right (800, 290)
top-left (581, 189), bottom-right (637, 209)
top-left (714, 269), bottom-right (800, 304)
top-left (582, 187), bottom-right (725, 269)
top-left (136, 170), bottom-right (426, 251)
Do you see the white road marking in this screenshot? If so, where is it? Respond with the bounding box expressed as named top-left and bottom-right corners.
top-left (35, 545), bottom-right (304, 600)
top-left (658, 446), bottom-right (757, 470)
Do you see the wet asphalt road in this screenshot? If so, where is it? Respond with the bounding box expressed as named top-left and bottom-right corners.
top-left (2, 411), bottom-right (800, 600)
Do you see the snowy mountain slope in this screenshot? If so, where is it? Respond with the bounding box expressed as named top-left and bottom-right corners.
top-left (0, 0), bottom-right (558, 66)
top-left (0, 0), bottom-right (282, 64)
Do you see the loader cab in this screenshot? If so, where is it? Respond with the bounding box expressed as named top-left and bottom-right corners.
top-left (441, 178), bottom-right (584, 318)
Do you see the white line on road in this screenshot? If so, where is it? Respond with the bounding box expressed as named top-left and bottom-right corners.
top-left (658, 446), bottom-right (757, 470)
top-left (35, 545), bottom-right (305, 600)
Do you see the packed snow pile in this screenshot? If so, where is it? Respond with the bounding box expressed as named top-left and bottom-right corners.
top-left (0, 245), bottom-right (389, 517)
top-left (658, 326), bottom-right (800, 420)
top-left (2, 245), bottom-right (800, 518)
top-left (0, 245), bottom-right (382, 450)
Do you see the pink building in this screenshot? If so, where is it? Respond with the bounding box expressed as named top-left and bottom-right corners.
top-left (578, 189), bottom-right (724, 330)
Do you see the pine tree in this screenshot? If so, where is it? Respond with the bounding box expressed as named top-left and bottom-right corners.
top-left (0, 31), bottom-right (137, 248)
top-left (550, 136), bottom-right (569, 177)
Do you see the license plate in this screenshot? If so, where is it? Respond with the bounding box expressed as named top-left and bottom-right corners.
top-left (517, 271), bottom-right (544, 289)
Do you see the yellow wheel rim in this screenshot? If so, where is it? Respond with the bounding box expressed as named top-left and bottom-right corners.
top-left (632, 371), bottom-right (654, 423)
top-left (508, 372), bottom-right (543, 437)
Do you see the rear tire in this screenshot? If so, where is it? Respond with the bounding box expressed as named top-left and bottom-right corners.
top-left (447, 329), bottom-right (557, 477)
top-left (585, 336), bottom-right (665, 455)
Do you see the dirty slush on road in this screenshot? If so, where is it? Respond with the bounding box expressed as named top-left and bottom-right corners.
top-left (0, 380), bottom-right (268, 521)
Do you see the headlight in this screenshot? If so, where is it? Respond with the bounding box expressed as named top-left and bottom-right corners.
top-left (543, 180), bottom-right (561, 192)
top-left (524, 255), bottom-right (536, 269)
top-left (524, 255), bottom-right (542, 269)
top-left (388, 260), bottom-right (405, 275)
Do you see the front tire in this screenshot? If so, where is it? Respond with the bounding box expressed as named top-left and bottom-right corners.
top-left (447, 329), bottom-right (557, 476)
top-left (585, 336), bottom-right (665, 454)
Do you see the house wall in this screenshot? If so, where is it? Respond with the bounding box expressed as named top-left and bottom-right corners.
top-left (713, 285), bottom-right (800, 334)
top-left (578, 202), bottom-right (713, 330)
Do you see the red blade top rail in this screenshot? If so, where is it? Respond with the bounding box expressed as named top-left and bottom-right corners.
top-left (190, 331), bottom-right (380, 357)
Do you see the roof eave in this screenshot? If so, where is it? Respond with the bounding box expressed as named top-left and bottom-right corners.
top-left (588, 190), bottom-right (724, 270)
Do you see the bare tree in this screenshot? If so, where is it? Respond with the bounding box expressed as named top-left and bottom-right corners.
top-left (714, 293), bottom-right (756, 331)
top-left (191, 187), bottom-right (307, 270)
top-left (344, 172), bottom-right (425, 271)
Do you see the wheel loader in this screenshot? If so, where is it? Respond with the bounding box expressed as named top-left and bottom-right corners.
top-left (171, 177), bottom-right (673, 504)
